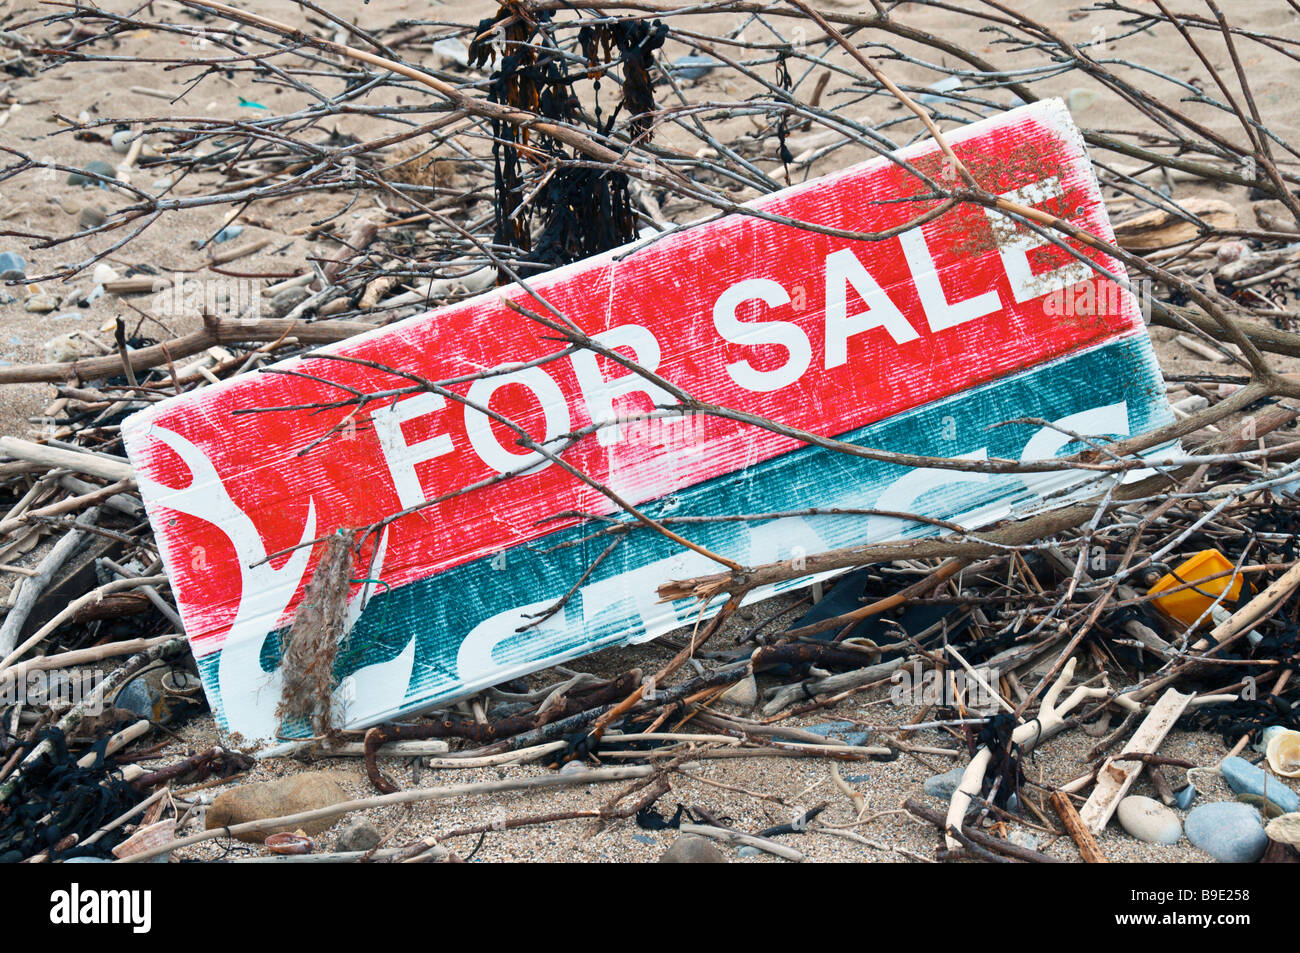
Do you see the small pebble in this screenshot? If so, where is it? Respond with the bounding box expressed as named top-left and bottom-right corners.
top-left (1008, 829), bottom-right (1041, 851)
top-left (1067, 88), bottom-right (1100, 112)
top-left (0, 252), bottom-right (26, 281)
top-left (669, 55), bottom-right (718, 81)
top-left (718, 674), bottom-right (758, 707)
top-left (1117, 795), bottom-right (1182, 845)
top-left (918, 75), bottom-right (962, 106)
top-left (24, 293), bottom-right (57, 313)
top-left (78, 207), bottom-right (107, 229)
top-left (66, 160), bottom-right (117, 187)
top-left (924, 766), bottom-right (966, 801)
top-left (269, 286), bottom-right (310, 319)
top-left (336, 819), bottom-right (382, 853)
top-left (1185, 802), bottom-right (1268, 863)
top-left (1216, 240), bottom-right (1249, 265)
top-left (1174, 784), bottom-right (1197, 810)
top-left (432, 38), bottom-right (470, 67)
top-left (111, 128), bottom-right (135, 154)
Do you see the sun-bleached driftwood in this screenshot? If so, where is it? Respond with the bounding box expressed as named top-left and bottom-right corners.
top-left (1079, 688), bottom-right (1193, 834)
top-left (943, 657), bottom-right (1109, 849)
top-left (0, 507), bottom-right (100, 656)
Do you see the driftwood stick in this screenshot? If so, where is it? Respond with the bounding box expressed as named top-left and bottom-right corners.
top-left (0, 481), bottom-right (133, 536)
top-left (677, 822), bottom-right (805, 862)
top-left (0, 634), bottom-right (178, 689)
top-left (118, 764), bottom-right (656, 862)
top-left (0, 575), bottom-right (170, 673)
top-left (0, 507), bottom-right (100, 656)
top-left (0, 438), bottom-right (132, 482)
top-left (903, 797), bottom-right (1064, 863)
top-left (1051, 790), bottom-right (1108, 864)
top-left (0, 638), bottom-right (188, 804)
top-left (0, 317), bottom-right (375, 385)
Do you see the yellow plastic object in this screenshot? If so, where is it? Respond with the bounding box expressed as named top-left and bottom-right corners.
top-left (1148, 549), bottom-right (1244, 627)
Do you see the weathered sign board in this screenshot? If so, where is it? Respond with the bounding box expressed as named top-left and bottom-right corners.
top-left (123, 99), bottom-right (1173, 746)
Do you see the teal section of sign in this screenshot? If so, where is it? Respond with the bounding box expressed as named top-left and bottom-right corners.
top-left (198, 333), bottom-right (1171, 733)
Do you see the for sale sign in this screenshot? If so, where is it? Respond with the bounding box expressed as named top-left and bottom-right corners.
top-left (123, 99), bottom-right (1172, 746)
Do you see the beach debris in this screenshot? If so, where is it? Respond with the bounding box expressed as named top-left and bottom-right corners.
top-left (1148, 550), bottom-right (1244, 628)
top-left (1265, 729), bottom-right (1300, 778)
top-left (944, 658), bottom-right (1109, 849)
top-left (205, 773), bottom-right (352, 843)
top-left (110, 818), bottom-right (176, 861)
top-left (112, 662), bottom-right (205, 725)
top-left (1117, 795), bottom-right (1183, 845)
top-left (0, 0), bottom-right (1296, 867)
top-left (1112, 197), bottom-right (1237, 250)
top-left (120, 100), bottom-right (1172, 748)
top-left (1052, 790), bottom-right (1108, 863)
top-left (1080, 689), bottom-right (1192, 833)
top-left (1266, 813), bottom-right (1300, 847)
top-left (1219, 756), bottom-right (1300, 814)
top-left (265, 831), bottom-right (314, 854)
top-left (1185, 802), bottom-right (1269, 863)
top-left (275, 529), bottom-right (357, 738)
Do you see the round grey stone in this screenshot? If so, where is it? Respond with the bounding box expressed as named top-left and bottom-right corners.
top-left (0, 252), bottom-right (25, 281)
top-left (1185, 802), bottom-right (1268, 863)
top-left (66, 160), bottom-right (117, 187)
top-left (924, 766), bottom-right (966, 801)
top-left (336, 820), bottom-right (382, 853)
top-left (658, 834), bottom-right (726, 863)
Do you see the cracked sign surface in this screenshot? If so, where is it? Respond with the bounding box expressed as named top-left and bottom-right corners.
top-left (123, 99), bottom-right (1172, 745)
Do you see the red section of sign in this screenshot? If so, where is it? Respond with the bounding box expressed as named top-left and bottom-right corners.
top-left (125, 100), bottom-right (1139, 655)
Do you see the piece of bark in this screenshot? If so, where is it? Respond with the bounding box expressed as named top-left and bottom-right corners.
top-left (1113, 197), bottom-right (1236, 250)
top-left (1050, 790), bottom-right (1107, 863)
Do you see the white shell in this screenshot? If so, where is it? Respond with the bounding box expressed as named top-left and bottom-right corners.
top-left (1266, 728), bottom-right (1300, 778)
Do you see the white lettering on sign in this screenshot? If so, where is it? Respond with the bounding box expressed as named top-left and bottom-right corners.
top-left (373, 393), bottom-right (455, 509)
top-left (370, 174), bottom-right (1107, 499)
top-left (712, 278), bottom-right (812, 392)
top-left (824, 247), bottom-right (919, 369)
top-left (899, 227), bottom-right (1002, 332)
top-left (570, 324), bottom-right (681, 446)
top-left (465, 366), bottom-right (571, 475)
top-left (985, 177), bottom-right (1093, 303)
